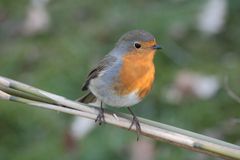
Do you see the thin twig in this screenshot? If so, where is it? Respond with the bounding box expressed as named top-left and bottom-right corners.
top-left (0, 76), bottom-right (239, 160)
top-left (224, 76), bottom-right (240, 104)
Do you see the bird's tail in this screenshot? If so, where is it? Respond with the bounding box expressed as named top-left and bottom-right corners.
top-left (77, 92), bottom-right (97, 104)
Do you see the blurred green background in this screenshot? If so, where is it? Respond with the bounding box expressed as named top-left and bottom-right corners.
top-left (0, 0), bottom-right (240, 159)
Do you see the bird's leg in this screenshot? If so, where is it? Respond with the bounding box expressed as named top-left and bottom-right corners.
top-left (127, 107), bottom-right (141, 141)
top-left (95, 101), bottom-right (105, 125)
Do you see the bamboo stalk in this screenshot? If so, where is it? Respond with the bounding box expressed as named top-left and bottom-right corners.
top-left (0, 76), bottom-right (95, 113)
top-left (1, 76), bottom-right (238, 149)
top-left (0, 85), bottom-right (56, 104)
top-left (0, 76), bottom-right (239, 160)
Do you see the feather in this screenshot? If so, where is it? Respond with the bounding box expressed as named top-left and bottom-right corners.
top-left (81, 55), bottom-right (117, 91)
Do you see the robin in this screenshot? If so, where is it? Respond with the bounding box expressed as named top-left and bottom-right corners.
top-left (78, 30), bottom-right (161, 139)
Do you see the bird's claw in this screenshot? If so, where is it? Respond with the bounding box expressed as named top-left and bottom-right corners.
top-left (128, 116), bottom-right (141, 141)
top-left (95, 107), bottom-right (105, 125)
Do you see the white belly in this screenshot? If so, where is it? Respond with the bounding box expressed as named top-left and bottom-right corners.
top-left (89, 80), bottom-right (141, 107)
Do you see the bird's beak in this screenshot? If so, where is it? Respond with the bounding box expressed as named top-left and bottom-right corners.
top-left (152, 44), bottom-right (162, 50)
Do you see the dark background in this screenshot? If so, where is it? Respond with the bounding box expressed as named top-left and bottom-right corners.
top-left (0, 0), bottom-right (239, 159)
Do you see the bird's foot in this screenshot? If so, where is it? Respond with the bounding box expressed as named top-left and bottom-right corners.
top-left (128, 116), bottom-right (141, 141)
top-left (95, 107), bottom-right (105, 125)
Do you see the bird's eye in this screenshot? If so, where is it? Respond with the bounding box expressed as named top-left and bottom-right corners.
top-left (134, 42), bottom-right (141, 49)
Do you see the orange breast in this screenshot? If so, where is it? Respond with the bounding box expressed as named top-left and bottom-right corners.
top-left (113, 51), bottom-right (155, 99)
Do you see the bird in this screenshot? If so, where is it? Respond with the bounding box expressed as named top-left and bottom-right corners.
top-left (78, 30), bottom-right (161, 139)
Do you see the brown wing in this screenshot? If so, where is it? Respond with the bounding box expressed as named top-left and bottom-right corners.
top-left (77, 92), bottom-right (97, 103)
top-left (81, 55), bottom-right (117, 91)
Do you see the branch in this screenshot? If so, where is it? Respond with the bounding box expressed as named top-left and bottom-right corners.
top-left (0, 76), bottom-right (239, 160)
top-left (224, 76), bottom-right (240, 104)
